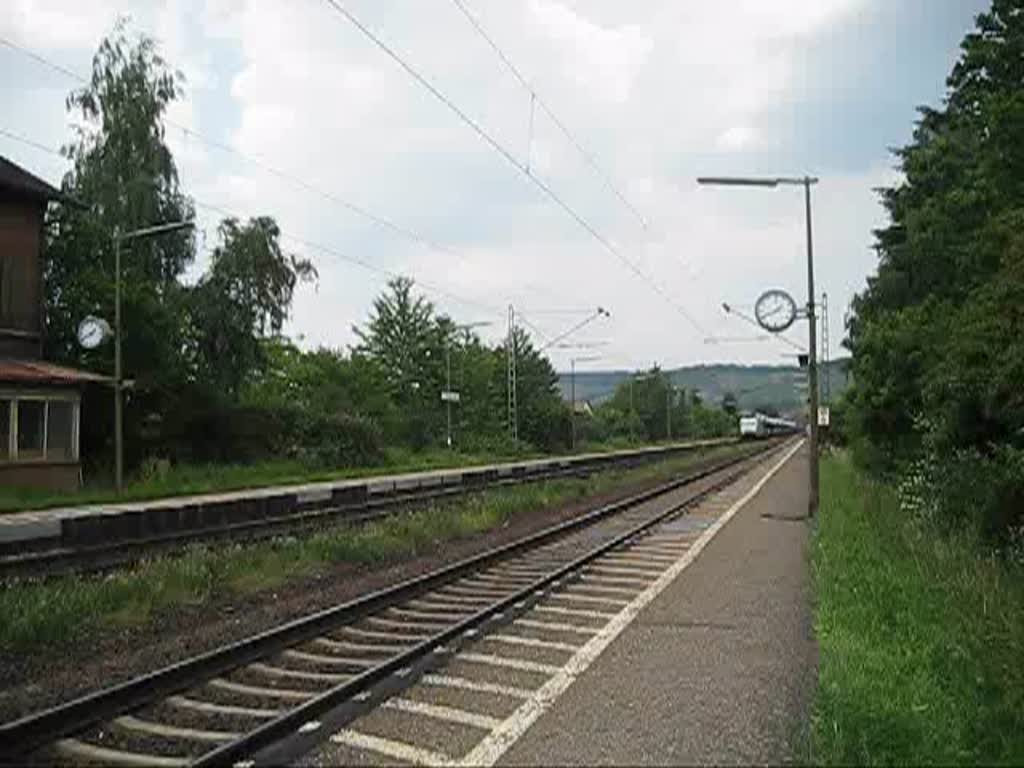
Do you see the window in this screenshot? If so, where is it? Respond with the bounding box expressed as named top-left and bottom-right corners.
top-left (17, 400), bottom-right (45, 460)
top-left (1, 397), bottom-right (80, 463)
top-left (47, 401), bottom-right (75, 462)
top-left (0, 400), bottom-right (9, 460)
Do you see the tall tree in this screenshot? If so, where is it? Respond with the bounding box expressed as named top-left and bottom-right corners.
top-left (190, 216), bottom-right (315, 399)
top-left (43, 21), bottom-right (195, 459)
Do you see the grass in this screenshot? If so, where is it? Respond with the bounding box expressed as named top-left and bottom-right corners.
top-left (0, 437), bottom-right (723, 515)
top-left (0, 444), bottom-right (742, 656)
top-left (811, 452), bottom-right (1024, 765)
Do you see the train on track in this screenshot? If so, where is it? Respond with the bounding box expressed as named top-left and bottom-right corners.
top-left (738, 412), bottom-right (799, 439)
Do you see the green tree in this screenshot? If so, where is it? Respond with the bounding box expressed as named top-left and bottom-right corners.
top-left (43, 22), bottom-right (195, 462)
top-left (190, 216), bottom-right (315, 399)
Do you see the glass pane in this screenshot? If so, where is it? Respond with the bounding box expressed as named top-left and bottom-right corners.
top-left (17, 400), bottom-right (44, 460)
top-left (0, 401), bottom-right (9, 460)
top-left (47, 401), bottom-right (74, 462)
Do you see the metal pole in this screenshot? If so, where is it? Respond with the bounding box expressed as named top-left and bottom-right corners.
top-left (629, 376), bottom-right (635, 441)
top-left (570, 358), bottom-right (577, 451)
top-left (666, 384), bottom-right (671, 441)
top-left (114, 236), bottom-right (123, 493)
top-left (804, 177), bottom-right (820, 517)
top-left (445, 341), bottom-right (452, 448)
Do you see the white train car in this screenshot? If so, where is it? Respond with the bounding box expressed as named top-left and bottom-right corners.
top-left (739, 413), bottom-right (798, 439)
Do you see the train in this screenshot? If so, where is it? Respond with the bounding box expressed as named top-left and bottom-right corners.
top-left (738, 412), bottom-right (799, 439)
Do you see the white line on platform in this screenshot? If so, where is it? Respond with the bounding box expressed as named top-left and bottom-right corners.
top-left (331, 729), bottom-right (452, 766)
top-left (457, 439), bottom-right (804, 767)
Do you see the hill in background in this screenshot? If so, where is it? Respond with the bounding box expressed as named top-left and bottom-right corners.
top-left (557, 358), bottom-right (850, 416)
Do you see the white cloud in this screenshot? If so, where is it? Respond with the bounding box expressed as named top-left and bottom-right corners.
top-left (3, 0), bottom-right (900, 372)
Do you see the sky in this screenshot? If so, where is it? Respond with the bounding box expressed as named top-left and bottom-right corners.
top-left (0, 0), bottom-right (988, 372)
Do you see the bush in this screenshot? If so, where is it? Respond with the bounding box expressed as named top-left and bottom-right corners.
top-left (293, 411), bottom-right (385, 468)
top-left (915, 442), bottom-right (1024, 545)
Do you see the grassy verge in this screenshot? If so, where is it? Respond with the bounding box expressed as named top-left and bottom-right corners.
top-left (812, 452), bottom-right (1024, 765)
top-left (0, 444), bottom-right (743, 655)
top-left (0, 438), bottom-right (727, 515)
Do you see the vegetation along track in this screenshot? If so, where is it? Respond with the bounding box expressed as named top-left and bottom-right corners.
top-left (0, 441), bottom-right (738, 582)
top-left (0, 439), bottom-right (786, 767)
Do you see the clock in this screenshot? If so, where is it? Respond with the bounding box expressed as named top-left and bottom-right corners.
top-left (77, 315), bottom-right (111, 349)
top-left (754, 290), bottom-right (798, 333)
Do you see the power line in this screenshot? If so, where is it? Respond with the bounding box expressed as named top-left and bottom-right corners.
top-left (0, 34), bottom-right (566, 308)
top-left (0, 125), bottom-right (509, 322)
top-left (448, 0), bottom-right (647, 230)
top-left (320, 0), bottom-right (707, 337)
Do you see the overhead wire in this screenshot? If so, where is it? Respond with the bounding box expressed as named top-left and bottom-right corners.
top-left (448, 0), bottom-right (647, 230)
top-left (0, 34), bottom-right (572, 310)
top-left (319, 0), bottom-right (707, 337)
top-left (0, 126), bottom-right (509, 322)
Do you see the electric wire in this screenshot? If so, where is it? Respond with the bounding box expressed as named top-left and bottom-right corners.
top-left (0, 126), bottom-right (509, 321)
top-left (0, 35), bottom-right (570, 309)
top-left (319, 0), bottom-right (706, 336)
top-left (448, 0), bottom-right (647, 230)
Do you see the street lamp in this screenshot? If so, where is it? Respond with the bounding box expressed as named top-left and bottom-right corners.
top-left (698, 175), bottom-right (820, 516)
top-left (114, 219), bottom-right (195, 492)
top-left (444, 321), bottom-right (492, 448)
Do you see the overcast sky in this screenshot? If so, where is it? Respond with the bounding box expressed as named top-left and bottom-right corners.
top-left (1, 0), bottom-right (986, 371)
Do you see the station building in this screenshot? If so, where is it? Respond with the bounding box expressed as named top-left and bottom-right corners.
top-left (0, 155), bottom-right (106, 490)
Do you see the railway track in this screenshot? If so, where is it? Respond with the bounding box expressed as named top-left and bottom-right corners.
top-left (0, 442), bottom-right (737, 581)
top-left (0, 438), bottom-right (788, 767)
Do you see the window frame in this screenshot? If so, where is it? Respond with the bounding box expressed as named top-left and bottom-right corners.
top-left (0, 390), bottom-right (80, 464)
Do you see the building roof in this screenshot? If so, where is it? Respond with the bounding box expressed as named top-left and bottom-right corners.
top-left (0, 155), bottom-right (64, 204)
top-left (0, 359), bottom-right (110, 386)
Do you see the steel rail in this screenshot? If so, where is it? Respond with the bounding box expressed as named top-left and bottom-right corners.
top-left (0, 442), bottom-right (737, 581)
top-left (0, 441), bottom-right (781, 763)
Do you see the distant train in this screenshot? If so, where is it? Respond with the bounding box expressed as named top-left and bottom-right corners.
top-left (739, 412), bottom-right (799, 439)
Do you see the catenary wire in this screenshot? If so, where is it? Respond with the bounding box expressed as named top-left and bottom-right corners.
top-left (0, 35), bottom-right (574, 310)
top-left (448, 0), bottom-right (647, 230)
top-left (319, 0), bottom-right (707, 337)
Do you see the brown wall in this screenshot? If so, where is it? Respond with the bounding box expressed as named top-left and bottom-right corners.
top-left (0, 195), bottom-right (44, 358)
top-left (0, 462), bottom-right (80, 491)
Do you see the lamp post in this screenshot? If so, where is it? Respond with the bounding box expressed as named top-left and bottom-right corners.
top-left (697, 175), bottom-right (819, 516)
top-left (444, 321), bottom-right (492, 449)
top-left (114, 219), bottom-right (195, 492)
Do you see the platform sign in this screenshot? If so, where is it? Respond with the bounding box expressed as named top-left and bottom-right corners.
top-left (441, 391), bottom-right (461, 403)
top-left (817, 406), bottom-right (830, 427)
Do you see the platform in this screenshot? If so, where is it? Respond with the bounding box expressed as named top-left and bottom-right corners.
top-left (496, 442), bottom-right (815, 765)
top-left (0, 438), bottom-right (731, 557)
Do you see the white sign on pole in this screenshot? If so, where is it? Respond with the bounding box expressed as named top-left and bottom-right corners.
top-left (441, 391), bottom-right (461, 403)
top-left (817, 406), bottom-right (830, 427)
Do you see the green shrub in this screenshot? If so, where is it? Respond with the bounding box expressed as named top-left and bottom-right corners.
top-left (293, 410), bottom-right (385, 467)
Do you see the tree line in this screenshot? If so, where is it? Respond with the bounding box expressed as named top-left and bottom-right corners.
top-left (842, 0), bottom-right (1024, 545)
top-left (45, 24), bottom-right (737, 480)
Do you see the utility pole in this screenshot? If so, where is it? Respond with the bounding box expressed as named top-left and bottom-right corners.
top-left (821, 292), bottom-right (831, 404)
top-left (666, 380), bottom-right (673, 441)
top-left (697, 174), bottom-right (820, 517)
top-left (506, 305), bottom-right (518, 441)
top-left (113, 219), bottom-right (194, 492)
top-left (804, 178), bottom-right (820, 517)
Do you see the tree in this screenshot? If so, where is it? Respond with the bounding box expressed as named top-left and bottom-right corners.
top-left (190, 216), bottom-right (315, 399)
top-left (353, 278), bottom-right (449, 447)
top-left (44, 21), bottom-right (195, 462)
top-left (844, 0), bottom-right (1024, 538)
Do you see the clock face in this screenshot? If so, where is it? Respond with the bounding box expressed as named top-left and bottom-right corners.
top-left (77, 316), bottom-right (110, 350)
top-left (754, 290), bottom-right (798, 333)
